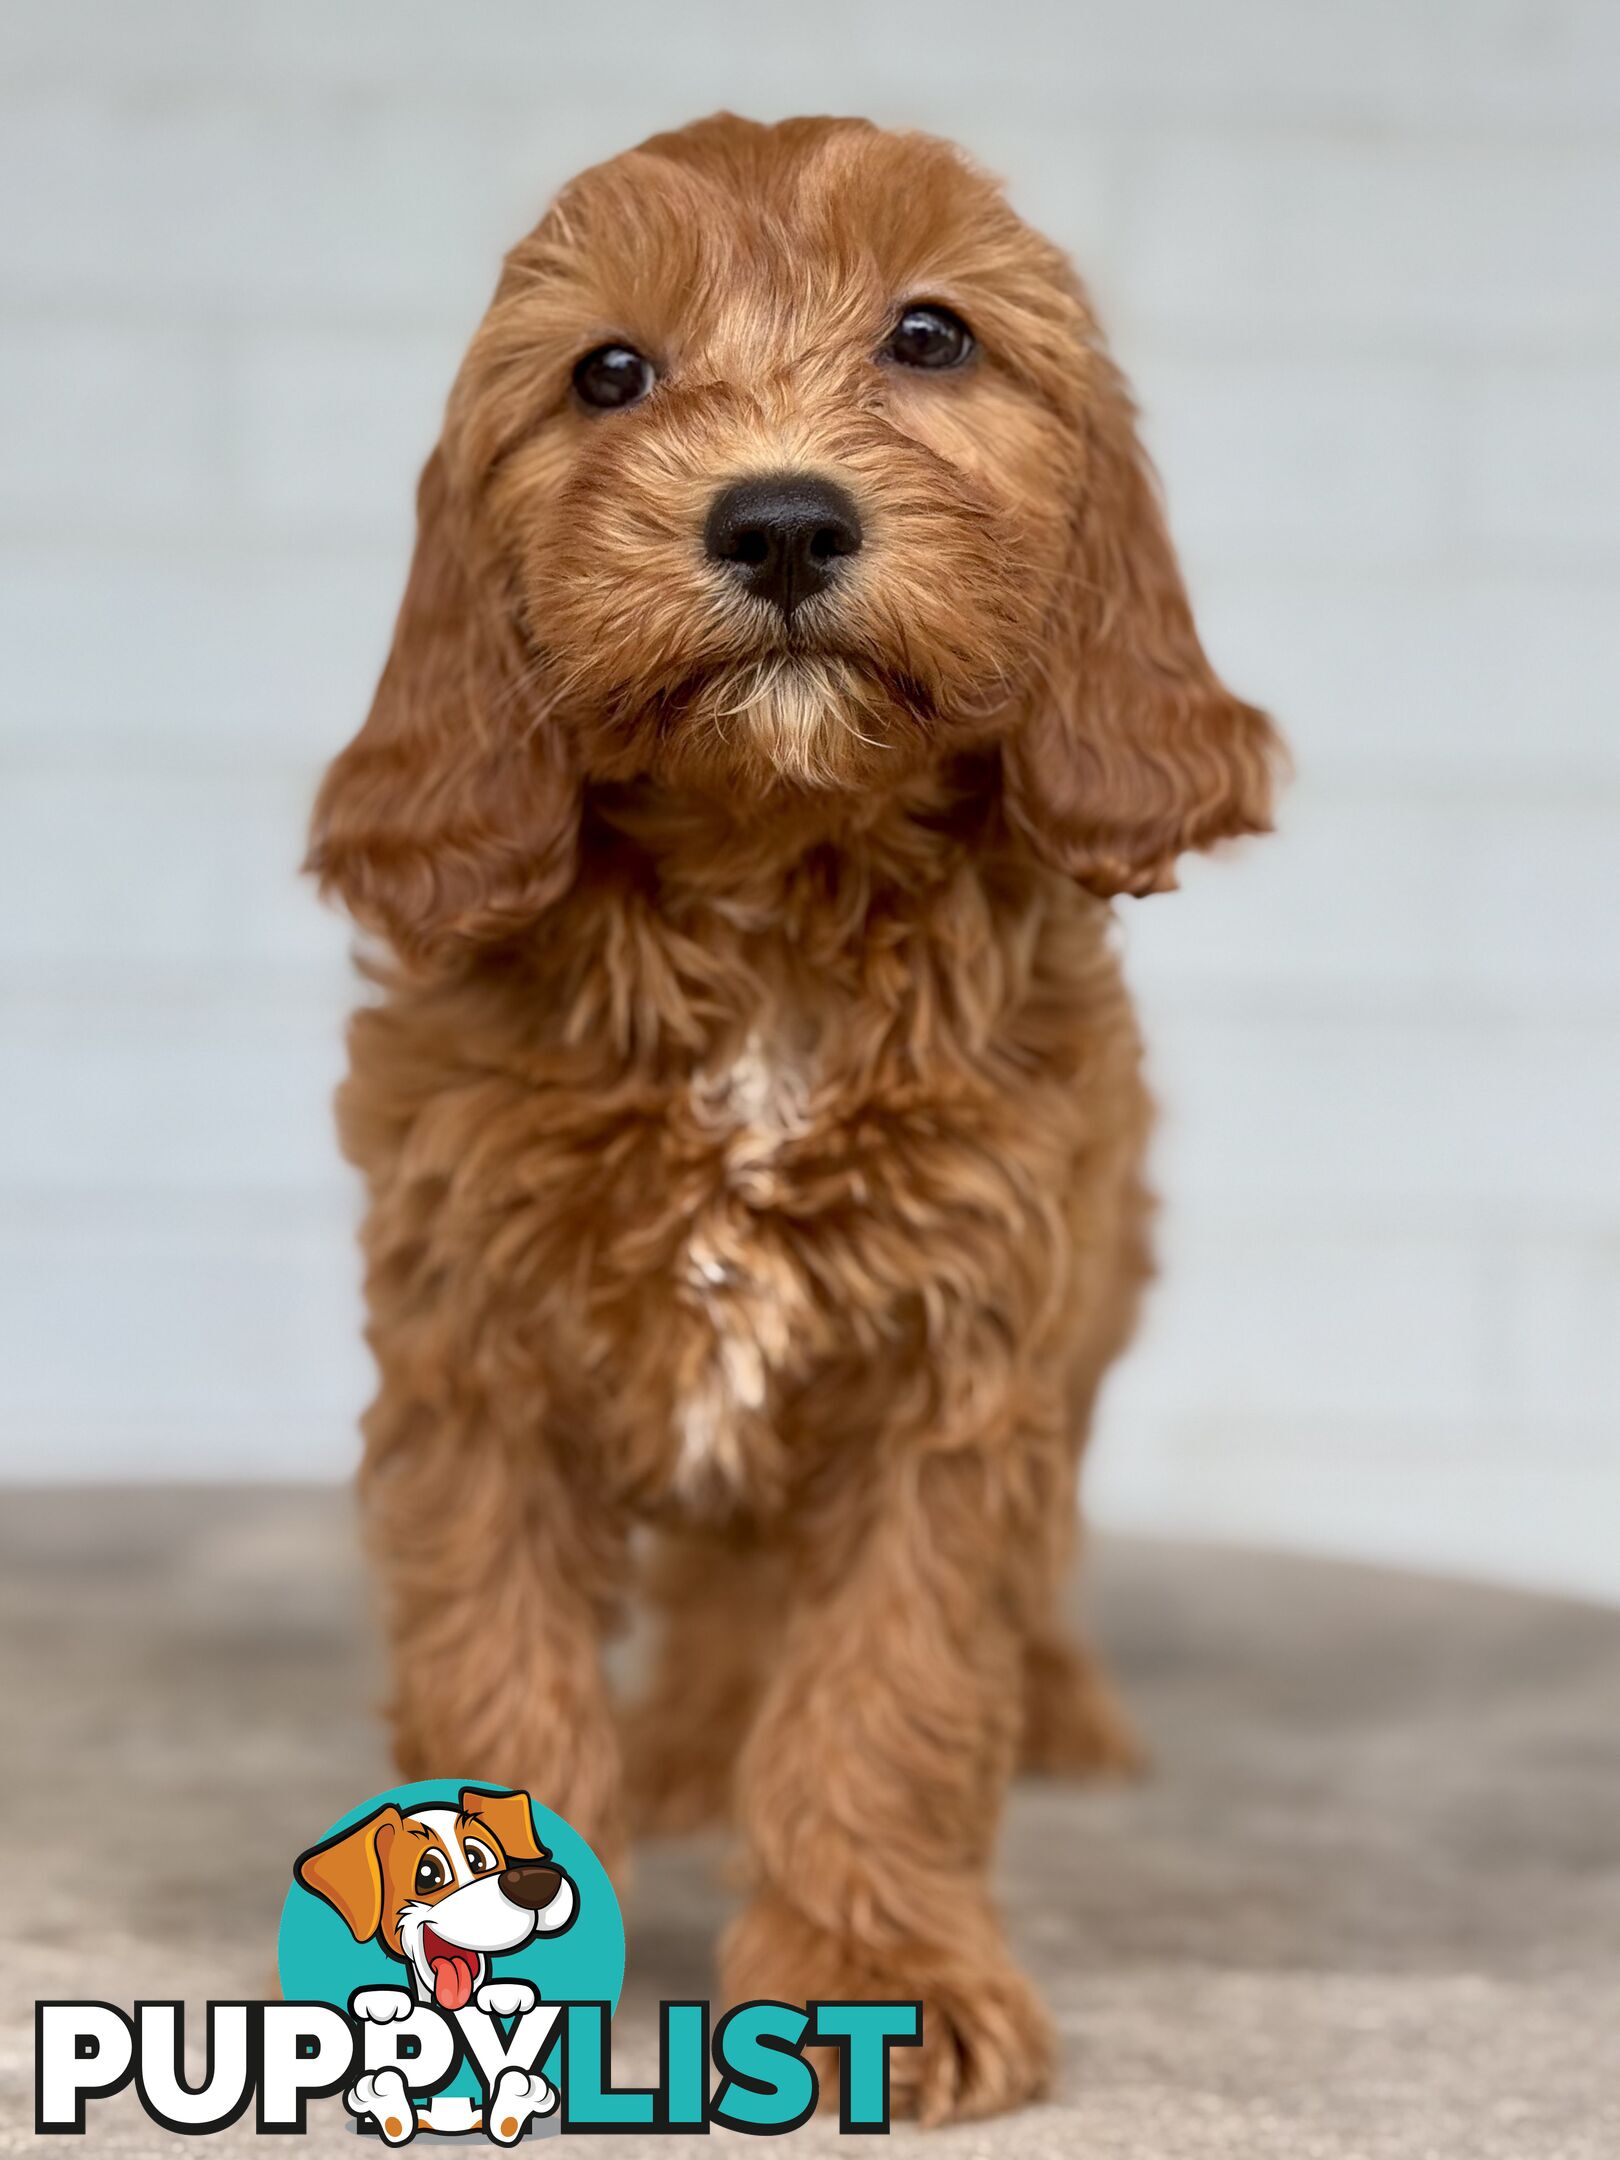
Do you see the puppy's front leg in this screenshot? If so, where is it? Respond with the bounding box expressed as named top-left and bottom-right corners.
top-left (361, 1385), bottom-right (627, 1869)
top-left (722, 1448), bottom-right (1053, 2124)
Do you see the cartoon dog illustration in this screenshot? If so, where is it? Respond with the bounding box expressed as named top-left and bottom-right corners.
top-left (295, 1787), bottom-right (576, 2142)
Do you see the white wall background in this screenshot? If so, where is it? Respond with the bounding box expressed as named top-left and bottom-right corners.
top-left (2, 1), bottom-right (1617, 1599)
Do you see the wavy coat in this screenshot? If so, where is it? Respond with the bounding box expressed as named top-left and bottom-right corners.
top-left (309, 113), bottom-right (1281, 2122)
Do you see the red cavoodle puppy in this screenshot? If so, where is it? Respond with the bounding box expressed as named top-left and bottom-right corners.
top-left (308, 113), bottom-right (1282, 2122)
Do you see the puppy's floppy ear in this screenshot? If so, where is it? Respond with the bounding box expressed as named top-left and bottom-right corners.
top-left (1004, 356), bottom-right (1283, 897)
top-left (294, 1804), bottom-right (403, 1943)
top-left (306, 447), bottom-right (578, 965)
top-left (458, 1787), bottom-right (546, 1864)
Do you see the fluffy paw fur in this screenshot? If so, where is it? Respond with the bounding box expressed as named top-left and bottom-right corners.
top-left (721, 1888), bottom-right (1053, 2125)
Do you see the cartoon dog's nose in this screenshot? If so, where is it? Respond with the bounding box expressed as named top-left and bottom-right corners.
top-left (704, 474), bottom-right (863, 618)
top-left (499, 1860), bottom-right (566, 1910)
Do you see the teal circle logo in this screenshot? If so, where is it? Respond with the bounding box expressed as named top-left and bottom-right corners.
top-left (278, 1781), bottom-right (623, 2134)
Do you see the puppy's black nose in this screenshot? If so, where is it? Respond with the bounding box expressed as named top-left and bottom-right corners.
top-left (704, 474), bottom-right (862, 617)
top-left (499, 1861), bottom-right (565, 1911)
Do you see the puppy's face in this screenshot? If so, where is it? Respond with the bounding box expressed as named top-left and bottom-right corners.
top-left (459, 118), bottom-right (1076, 795)
top-left (294, 1788), bottom-right (576, 2010)
top-left (311, 116), bottom-right (1280, 964)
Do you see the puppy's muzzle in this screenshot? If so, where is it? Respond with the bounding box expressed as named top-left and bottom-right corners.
top-left (704, 472), bottom-right (862, 619)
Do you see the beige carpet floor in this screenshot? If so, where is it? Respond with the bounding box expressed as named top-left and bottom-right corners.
top-left (4, 1487), bottom-right (1617, 2157)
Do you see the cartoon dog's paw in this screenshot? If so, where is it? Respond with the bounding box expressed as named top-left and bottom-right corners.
top-left (346, 2069), bottom-right (416, 2144)
top-left (474, 1978), bottom-right (538, 2019)
top-left (485, 2068), bottom-right (557, 2144)
top-left (351, 1986), bottom-right (415, 2025)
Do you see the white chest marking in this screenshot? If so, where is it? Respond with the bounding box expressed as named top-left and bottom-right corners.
top-left (674, 1031), bottom-right (811, 1499)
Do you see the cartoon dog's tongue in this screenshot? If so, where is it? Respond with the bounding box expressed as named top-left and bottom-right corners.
top-left (431, 1951), bottom-right (476, 2010)
top-left (422, 1929), bottom-right (478, 2010)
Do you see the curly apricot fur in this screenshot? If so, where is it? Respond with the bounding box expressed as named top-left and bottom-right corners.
top-left (309, 113), bottom-right (1281, 2121)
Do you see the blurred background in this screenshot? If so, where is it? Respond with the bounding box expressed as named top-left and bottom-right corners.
top-left (1, 1), bottom-right (1615, 1599)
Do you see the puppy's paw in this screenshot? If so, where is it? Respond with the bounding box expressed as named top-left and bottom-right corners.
top-left (721, 1887), bottom-right (1053, 2125)
top-left (1019, 1637), bottom-right (1148, 1780)
top-left (350, 1986), bottom-right (415, 2024)
top-left (474, 1978), bottom-right (538, 2020)
top-left (883, 1948), bottom-right (1054, 2124)
top-left (485, 2067), bottom-right (557, 2144)
top-left (346, 2069), bottom-right (416, 2144)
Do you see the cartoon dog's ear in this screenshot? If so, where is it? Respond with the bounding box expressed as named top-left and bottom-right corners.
top-left (293, 1805), bottom-right (404, 1942)
top-left (1004, 351), bottom-right (1284, 897)
top-left (305, 446), bottom-right (580, 969)
top-left (458, 1788), bottom-right (545, 1864)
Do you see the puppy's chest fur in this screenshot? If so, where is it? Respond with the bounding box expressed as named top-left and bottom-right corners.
top-left (564, 966), bottom-right (953, 1518)
top-left (667, 1021), bottom-right (820, 1507)
top-left (348, 853), bottom-right (1126, 1520)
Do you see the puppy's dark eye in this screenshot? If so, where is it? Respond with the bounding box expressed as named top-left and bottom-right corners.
top-left (414, 1853), bottom-right (448, 1896)
top-left (572, 344), bottom-right (655, 410)
top-left (885, 304), bottom-right (975, 371)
